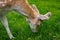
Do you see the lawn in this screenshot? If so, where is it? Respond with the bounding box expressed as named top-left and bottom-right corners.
top-left (0, 0), bottom-right (60, 40)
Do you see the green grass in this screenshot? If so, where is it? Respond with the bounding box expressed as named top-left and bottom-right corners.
top-left (0, 0), bottom-right (60, 40)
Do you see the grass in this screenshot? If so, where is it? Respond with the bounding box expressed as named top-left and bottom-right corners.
top-left (0, 0), bottom-right (60, 40)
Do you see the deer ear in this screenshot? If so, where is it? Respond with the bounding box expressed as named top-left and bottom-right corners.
top-left (38, 12), bottom-right (51, 20)
top-left (32, 4), bottom-right (39, 13)
top-left (44, 12), bottom-right (51, 17)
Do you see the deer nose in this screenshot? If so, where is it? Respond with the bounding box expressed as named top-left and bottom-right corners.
top-left (32, 27), bottom-right (38, 33)
top-left (32, 30), bottom-right (38, 33)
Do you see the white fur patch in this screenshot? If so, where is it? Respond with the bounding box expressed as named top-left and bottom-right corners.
top-left (0, 2), bottom-right (6, 6)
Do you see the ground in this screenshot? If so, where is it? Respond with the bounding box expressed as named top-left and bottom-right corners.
top-left (0, 0), bottom-right (60, 40)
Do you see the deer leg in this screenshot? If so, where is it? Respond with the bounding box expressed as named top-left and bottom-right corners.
top-left (0, 14), bottom-right (15, 39)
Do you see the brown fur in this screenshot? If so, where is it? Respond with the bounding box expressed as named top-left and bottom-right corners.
top-left (0, 0), bottom-right (35, 18)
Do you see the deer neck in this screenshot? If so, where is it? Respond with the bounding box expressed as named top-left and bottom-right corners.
top-left (14, 0), bottom-right (36, 19)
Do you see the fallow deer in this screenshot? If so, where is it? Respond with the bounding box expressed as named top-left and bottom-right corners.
top-left (0, 0), bottom-right (51, 39)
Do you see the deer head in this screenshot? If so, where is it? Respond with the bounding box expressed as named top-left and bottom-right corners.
top-left (26, 4), bottom-right (51, 32)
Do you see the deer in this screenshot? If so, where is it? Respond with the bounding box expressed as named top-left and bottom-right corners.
top-left (0, 0), bottom-right (51, 39)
